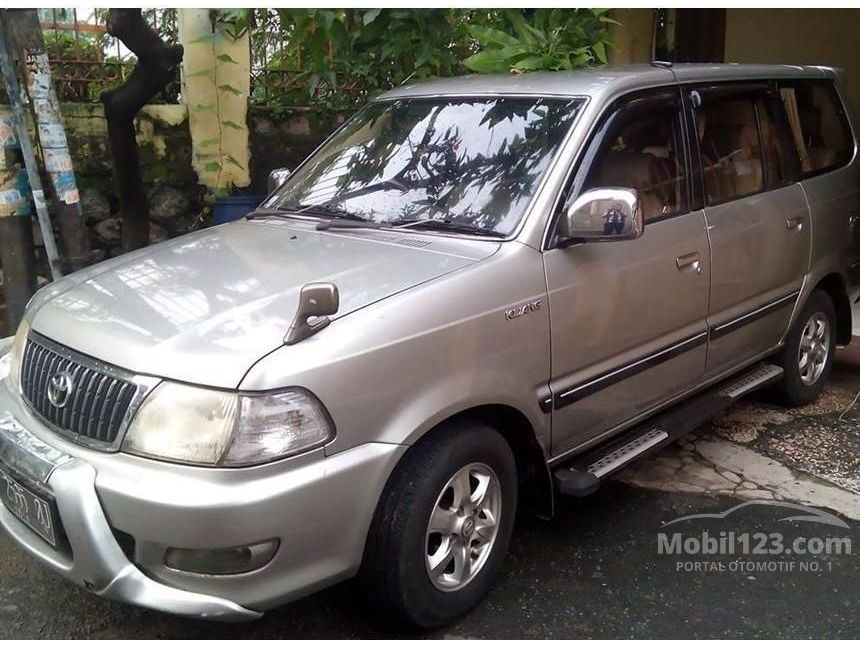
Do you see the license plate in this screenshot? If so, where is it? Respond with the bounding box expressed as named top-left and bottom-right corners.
top-left (0, 466), bottom-right (58, 547)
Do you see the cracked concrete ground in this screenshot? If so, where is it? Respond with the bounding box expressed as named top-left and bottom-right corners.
top-left (620, 339), bottom-right (860, 520)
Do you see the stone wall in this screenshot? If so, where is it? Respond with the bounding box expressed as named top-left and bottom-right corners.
top-left (248, 109), bottom-right (347, 193)
top-left (59, 103), bottom-right (344, 258)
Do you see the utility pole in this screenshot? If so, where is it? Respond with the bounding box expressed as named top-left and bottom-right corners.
top-left (5, 9), bottom-right (89, 272)
top-left (0, 14), bottom-right (43, 330)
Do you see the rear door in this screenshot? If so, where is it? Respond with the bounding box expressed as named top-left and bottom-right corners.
top-left (778, 78), bottom-right (860, 309)
top-left (690, 84), bottom-right (811, 377)
top-left (544, 88), bottom-right (711, 456)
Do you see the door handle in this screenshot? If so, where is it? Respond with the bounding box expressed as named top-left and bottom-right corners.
top-left (786, 216), bottom-right (804, 231)
top-left (676, 252), bottom-right (702, 274)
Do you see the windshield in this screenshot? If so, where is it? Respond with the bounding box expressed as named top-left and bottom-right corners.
top-left (265, 96), bottom-right (582, 236)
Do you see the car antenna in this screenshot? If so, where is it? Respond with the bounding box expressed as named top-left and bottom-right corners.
top-left (651, 60), bottom-right (673, 69)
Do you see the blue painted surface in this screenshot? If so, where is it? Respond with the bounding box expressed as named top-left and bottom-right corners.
top-left (212, 195), bottom-right (264, 224)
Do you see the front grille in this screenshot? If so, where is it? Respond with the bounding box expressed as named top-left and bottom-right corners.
top-left (19, 335), bottom-right (138, 447)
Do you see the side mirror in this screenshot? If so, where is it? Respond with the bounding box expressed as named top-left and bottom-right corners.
top-left (563, 187), bottom-right (644, 243)
top-left (267, 167), bottom-right (292, 194)
top-left (285, 282), bottom-right (340, 345)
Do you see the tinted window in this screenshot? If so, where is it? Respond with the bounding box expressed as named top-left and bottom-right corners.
top-left (779, 80), bottom-right (853, 175)
top-left (578, 96), bottom-right (687, 222)
top-left (698, 97), bottom-right (763, 204)
top-left (756, 97), bottom-right (795, 188)
top-left (267, 97), bottom-right (581, 236)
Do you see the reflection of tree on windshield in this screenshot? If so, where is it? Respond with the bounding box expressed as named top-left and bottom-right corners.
top-left (271, 97), bottom-right (581, 235)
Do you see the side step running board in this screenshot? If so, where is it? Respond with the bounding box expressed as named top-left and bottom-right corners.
top-left (554, 362), bottom-right (783, 497)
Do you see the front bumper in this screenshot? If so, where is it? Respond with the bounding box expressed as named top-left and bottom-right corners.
top-left (0, 376), bottom-right (405, 621)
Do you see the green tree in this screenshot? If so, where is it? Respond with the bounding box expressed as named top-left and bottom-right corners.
top-left (464, 9), bottom-right (617, 73)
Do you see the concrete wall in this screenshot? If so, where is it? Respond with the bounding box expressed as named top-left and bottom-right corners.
top-left (608, 9), bottom-right (653, 65)
top-left (608, 9), bottom-right (860, 115)
top-left (725, 9), bottom-right (860, 113)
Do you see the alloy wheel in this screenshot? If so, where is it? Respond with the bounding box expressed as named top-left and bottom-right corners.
top-left (425, 462), bottom-right (502, 592)
top-left (797, 312), bottom-right (830, 386)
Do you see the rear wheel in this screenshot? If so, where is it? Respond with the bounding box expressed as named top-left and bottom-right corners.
top-left (771, 289), bottom-right (837, 406)
top-left (361, 421), bottom-right (518, 628)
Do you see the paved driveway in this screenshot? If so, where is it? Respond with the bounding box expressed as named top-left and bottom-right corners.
top-left (1, 482), bottom-right (856, 639)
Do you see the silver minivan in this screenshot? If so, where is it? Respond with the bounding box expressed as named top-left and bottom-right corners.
top-left (1, 64), bottom-right (858, 627)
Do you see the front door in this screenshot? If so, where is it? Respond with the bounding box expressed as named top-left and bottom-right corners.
top-left (544, 88), bottom-right (711, 457)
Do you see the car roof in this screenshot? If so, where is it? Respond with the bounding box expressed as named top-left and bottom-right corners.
top-left (377, 63), bottom-right (835, 101)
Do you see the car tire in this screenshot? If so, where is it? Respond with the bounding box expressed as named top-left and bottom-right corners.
top-left (360, 420), bottom-right (518, 628)
top-left (771, 289), bottom-right (837, 407)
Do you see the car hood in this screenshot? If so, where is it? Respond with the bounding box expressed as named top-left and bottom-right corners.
top-left (30, 219), bottom-right (497, 388)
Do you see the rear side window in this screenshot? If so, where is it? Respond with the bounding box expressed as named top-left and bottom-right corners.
top-left (778, 80), bottom-right (854, 176)
top-left (698, 97), bottom-right (763, 204)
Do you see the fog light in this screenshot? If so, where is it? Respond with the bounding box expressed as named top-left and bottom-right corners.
top-left (164, 539), bottom-right (279, 575)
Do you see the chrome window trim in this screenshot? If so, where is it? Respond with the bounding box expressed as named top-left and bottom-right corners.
top-left (19, 332), bottom-right (160, 452)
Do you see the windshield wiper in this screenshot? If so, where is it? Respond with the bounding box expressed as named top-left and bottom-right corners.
top-left (298, 205), bottom-right (384, 230)
top-left (245, 207), bottom-right (300, 221)
top-left (246, 204), bottom-right (378, 230)
top-left (389, 218), bottom-right (503, 238)
top-left (315, 217), bottom-right (384, 231)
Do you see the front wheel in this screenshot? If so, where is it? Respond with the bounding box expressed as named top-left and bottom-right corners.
top-left (771, 289), bottom-right (837, 406)
top-left (360, 421), bottom-right (518, 628)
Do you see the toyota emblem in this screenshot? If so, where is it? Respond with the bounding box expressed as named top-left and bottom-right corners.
top-left (47, 371), bottom-right (74, 408)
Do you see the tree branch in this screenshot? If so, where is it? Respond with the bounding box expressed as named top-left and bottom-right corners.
top-left (100, 8), bottom-right (183, 251)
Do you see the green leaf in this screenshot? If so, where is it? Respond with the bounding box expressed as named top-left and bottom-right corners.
top-left (221, 119), bottom-right (245, 130)
top-left (217, 83), bottom-right (243, 96)
top-left (186, 69), bottom-right (214, 79)
top-left (467, 24), bottom-right (519, 48)
top-left (198, 138), bottom-right (219, 147)
top-left (512, 55), bottom-right (554, 71)
top-left (203, 161), bottom-right (221, 172)
top-left (224, 154), bottom-right (245, 170)
top-left (188, 33), bottom-right (214, 44)
top-left (216, 53), bottom-right (239, 64)
top-left (415, 40), bottom-right (434, 69)
top-left (570, 51), bottom-right (592, 68)
top-left (593, 41), bottom-right (607, 64)
top-left (503, 10), bottom-right (544, 47)
top-left (463, 50), bottom-right (510, 74)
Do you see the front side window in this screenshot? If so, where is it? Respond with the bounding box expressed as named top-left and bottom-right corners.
top-left (266, 97), bottom-right (582, 236)
top-left (577, 94), bottom-right (688, 223)
top-left (698, 97), bottom-right (764, 204)
top-left (779, 80), bottom-right (854, 175)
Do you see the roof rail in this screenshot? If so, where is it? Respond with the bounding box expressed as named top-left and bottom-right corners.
top-left (651, 60), bottom-right (673, 69)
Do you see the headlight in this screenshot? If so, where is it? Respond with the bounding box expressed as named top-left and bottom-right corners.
top-left (123, 382), bottom-right (334, 466)
top-left (7, 318), bottom-right (30, 391)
